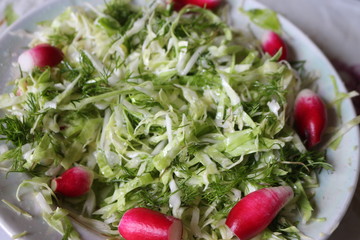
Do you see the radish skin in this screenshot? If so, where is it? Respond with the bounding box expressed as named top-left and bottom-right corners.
top-left (262, 31), bottom-right (287, 61)
top-left (118, 207), bottom-right (183, 240)
top-left (226, 186), bottom-right (294, 240)
top-left (172, 0), bottom-right (221, 10)
top-left (51, 166), bottom-right (94, 197)
top-left (18, 43), bottom-right (64, 72)
top-left (294, 89), bottom-right (327, 148)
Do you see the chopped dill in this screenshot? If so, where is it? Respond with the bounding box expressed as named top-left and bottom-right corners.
top-left (0, 1), bottom-right (347, 240)
top-left (0, 116), bottom-right (33, 146)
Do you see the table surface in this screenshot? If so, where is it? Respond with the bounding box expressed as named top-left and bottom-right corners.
top-left (0, 0), bottom-right (360, 239)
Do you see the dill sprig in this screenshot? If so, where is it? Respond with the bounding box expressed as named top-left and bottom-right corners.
top-left (0, 93), bottom-right (46, 171)
top-left (177, 178), bottom-right (201, 206)
top-left (79, 51), bottom-right (96, 79)
top-left (130, 183), bottom-right (172, 209)
top-left (104, 0), bottom-right (142, 35)
top-left (0, 147), bottom-right (26, 172)
top-left (48, 32), bottom-right (75, 47)
top-left (0, 116), bottom-right (33, 146)
top-left (59, 61), bottom-right (80, 81)
top-left (25, 92), bottom-right (40, 113)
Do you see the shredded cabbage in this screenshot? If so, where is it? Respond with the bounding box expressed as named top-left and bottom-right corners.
top-left (0, 0), bottom-right (358, 239)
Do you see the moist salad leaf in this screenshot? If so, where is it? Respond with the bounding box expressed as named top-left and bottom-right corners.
top-left (0, 0), bottom-right (355, 239)
top-left (4, 3), bottom-right (19, 26)
top-left (240, 8), bottom-right (282, 33)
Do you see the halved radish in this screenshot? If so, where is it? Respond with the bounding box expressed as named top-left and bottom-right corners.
top-left (226, 186), bottom-right (294, 240)
top-left (172, 0), bottom-right (221, 10)
top-left (118, 207), bottom-right (183, 240)
top-left (18, 43), bottom-right (64, 72)
top-left (262, 31), bottom-right (287, 61)
top-left (51, 166), bottom-right (94, 197)
top-left (294, 89), bottom-right (327, 148)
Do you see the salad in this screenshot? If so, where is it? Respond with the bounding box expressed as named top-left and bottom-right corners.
top-left (0, 0), bottom-right (358, 239)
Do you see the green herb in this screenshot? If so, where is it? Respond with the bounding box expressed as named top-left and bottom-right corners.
top-left (0, 116), bottom-right (33, 146)
top-left (0, 1), bottom-right (355, 240)
top-left (240, 8), bottom-right (282, 33)
top-left (11, 231), bottom-right (28, 239)
top-left (1, 199), bottom-right (32, 219)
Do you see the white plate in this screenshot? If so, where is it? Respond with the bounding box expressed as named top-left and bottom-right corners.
top-left (0, 0), bottom-right (359, 239)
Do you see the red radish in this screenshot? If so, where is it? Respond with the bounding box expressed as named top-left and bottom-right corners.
top-left (294, 89), bottom-right (327, 148)
top-left (172, 0), bottom-right (221, 10)
top-left (51, 166), bottom-right (94, 197)
top-left (118, 207), bottom-right (183, 240)
top-left (18, 43), bottom-right (64, 72)
top-left (262, 31), bottom-right (287, 61)
top-left (226, 186), bottom-right (294, 240)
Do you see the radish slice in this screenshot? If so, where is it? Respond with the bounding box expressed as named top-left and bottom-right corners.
top-left (173, 0), bottom-right (221, 10)
top-left (118, 207), bottom-right (183, 240)
top-left (294, 89), bottom-right (327, 148)
top-left (226, 186), bottom-right (294, 240)
top-left (261, 31), bottom-right (287, 61)
top-left (18, 43), bottom-right (64, 72)
top-left (51, 166), bottom-right (94, 197)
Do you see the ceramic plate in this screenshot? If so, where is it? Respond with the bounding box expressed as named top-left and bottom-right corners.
top-left (0, 0), bottom-right (359, 239)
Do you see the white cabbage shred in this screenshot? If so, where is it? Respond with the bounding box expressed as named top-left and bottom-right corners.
top-left (0, 0), bottom-right (358, 240)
